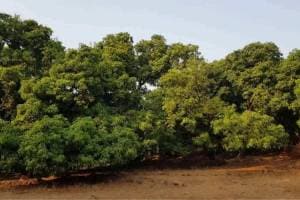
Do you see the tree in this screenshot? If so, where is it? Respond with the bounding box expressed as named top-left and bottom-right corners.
top-left (0, 12), bottom-right (299, 178)
top-left (0, 119), bottom-right (23, 173)
top-left (137, 89), bottom-right (188, 156)
top-left (30, 45), bottom-right (103, 118)
top-left (135, 35), bottom-right (202, 89)
top-left (0, 66), bottom-right (24, 120)
top-left (19, 115), bottom-right (69, 177)
top-left (13, 98), bottom-right (58, 128)
top-left (223, 42), bottom-right (282, 112)
top-left (135, 35), bottom-right (169, 87)
top-left (0, 13), bottom-right (64, 74)
top-left (160, 59), bottom-right (230, 131)
top-left (66, 116), bottom-right (141, 169)
top-left (160, 59), bottom-right (233, 153)
top-left (0, 13), bottom-right (64, 120)
top-left (275, 49), bottom-right (300, 138)
top-left (101, 33), bottom-right (141, 109)
top-left (212, 111), bottom-right (288, 153)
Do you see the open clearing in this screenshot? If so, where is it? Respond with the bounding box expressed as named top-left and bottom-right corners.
top-left (1, 152), bottom-right (300, 199)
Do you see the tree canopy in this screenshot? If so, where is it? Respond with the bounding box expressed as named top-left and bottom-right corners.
top-left (0, 13), bottom-right (299, 177)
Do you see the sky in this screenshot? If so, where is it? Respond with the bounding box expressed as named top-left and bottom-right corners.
top-left (1, 0), bottom-right (300, 61)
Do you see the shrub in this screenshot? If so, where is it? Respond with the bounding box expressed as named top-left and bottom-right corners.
top-left (212, 111), bottom-right (289, 153)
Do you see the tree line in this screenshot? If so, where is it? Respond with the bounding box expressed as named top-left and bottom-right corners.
top-left (0, 13), bottom-right (299, 177)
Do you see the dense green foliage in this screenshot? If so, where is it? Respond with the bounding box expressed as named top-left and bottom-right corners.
top-left (0, 13), bottom-right (299, 177)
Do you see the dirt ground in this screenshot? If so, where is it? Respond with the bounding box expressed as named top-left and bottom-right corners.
top-left (1, 151), bottom-right (300, 199)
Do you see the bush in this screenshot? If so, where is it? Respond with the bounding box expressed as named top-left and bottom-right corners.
top-left (66, 117), bottom-right (140, 170)
top-left (19, 115), bottom-right (69, 177)
top-left (0, 120), bottom-right (23, 173)
top-left (212, 111), bottom-right (289, 153)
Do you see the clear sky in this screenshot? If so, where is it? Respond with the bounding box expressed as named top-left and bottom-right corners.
top-left (1, 0), bottom-right (300, 61)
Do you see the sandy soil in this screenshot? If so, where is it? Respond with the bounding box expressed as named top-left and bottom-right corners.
top-left (1, 152), bottom-right (300, 199)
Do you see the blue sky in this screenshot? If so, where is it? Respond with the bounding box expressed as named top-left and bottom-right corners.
top-left (1, 0), bottom-right (300, 61)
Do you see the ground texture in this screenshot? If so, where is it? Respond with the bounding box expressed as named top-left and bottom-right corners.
top-left (1, 149), bottom-right (300, 199)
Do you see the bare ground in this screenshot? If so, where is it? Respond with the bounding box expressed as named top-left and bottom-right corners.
top-left (1, 151), bottom-right (300, 199)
